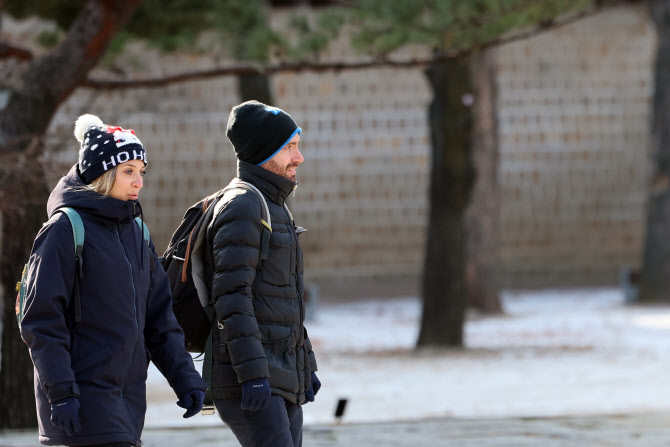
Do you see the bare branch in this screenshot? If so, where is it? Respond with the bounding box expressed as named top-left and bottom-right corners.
top-left (82, 60), bottom-right (424, 89)
top-left (83, 3), bottom-right (609, 90)
top-left (0, 42), bottom-right (33, 61)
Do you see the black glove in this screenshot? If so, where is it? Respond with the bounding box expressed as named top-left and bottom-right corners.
top-left (176, 389), bottom-right (206, 418)
top-left (50, 396), bottom-right (81, 436)
top-left (241, 378), bottom-right (271, 411)
top-left (305, 372), bottom-right (321, 402)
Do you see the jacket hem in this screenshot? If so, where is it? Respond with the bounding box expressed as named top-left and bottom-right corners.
top-left (211, 386), bottom-right (242, 400)
top-left (273, 388), bottom-right (300, 405)
top-left (212, 386), bottom-right (301, 406)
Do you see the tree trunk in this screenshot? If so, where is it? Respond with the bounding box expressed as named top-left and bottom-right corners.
top-left (0, 144), bottom-right (49, 428)
top-left (417, 57), bottom-right (475, 348)
top-left (639, 0), bottom-right (670, 302)
top-left (238, 73), bottom-right (274, 104)
top-left (465, 50), bottom-right (502, 314)
top-left (0, 0), bottom-right (141, 428)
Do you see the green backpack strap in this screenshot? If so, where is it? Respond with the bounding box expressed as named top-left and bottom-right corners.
top-left (57, 207), bottom-right (85, 253)
top-left (134, 217), bottom-right (155, 272)
top-left (134, 217), bottom-right (150, 244)
top-left (55, 207), bottom-right (85, 323)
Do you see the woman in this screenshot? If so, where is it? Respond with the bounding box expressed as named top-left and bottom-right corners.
top-left (20, 114), bottom-right (208, 447)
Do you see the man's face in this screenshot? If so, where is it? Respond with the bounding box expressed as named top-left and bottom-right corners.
top-left (261, 133), bottom-right (303, 181)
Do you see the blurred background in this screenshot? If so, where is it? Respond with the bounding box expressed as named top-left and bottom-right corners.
top-left (3, 1), bottom-right (670, 445)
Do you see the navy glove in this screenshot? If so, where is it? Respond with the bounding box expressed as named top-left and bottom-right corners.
top-left (176, 389), bottom-right (206, 418)
top-left (305, 372), bottom-right (321, 402)
top-left (50, 396), bottom-right (81, 436)
top-left (241, 378), bottom-right (271, 411)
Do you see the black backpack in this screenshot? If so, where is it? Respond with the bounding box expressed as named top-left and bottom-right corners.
top-left (161, 179), bottom-right (271, 353)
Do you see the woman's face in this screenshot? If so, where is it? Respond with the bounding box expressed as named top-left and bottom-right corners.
top-left (109, 160), bottom-right (145, 201)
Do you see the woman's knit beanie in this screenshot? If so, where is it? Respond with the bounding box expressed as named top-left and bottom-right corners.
top-left (74, 114), bottom-right (147, 184)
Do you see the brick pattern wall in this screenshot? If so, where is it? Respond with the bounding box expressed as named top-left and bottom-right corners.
top-left (28, 3), bottom-right (655, 289)
top-left (274, 71), bottom-right (431, 280)
top-left (44, 69), bottom-right (431, 286)
top-left (496, 4), bottom-right (655, 286)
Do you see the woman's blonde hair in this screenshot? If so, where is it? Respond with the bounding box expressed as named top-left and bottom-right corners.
top-left (88, 167), bottom-right (117, 196)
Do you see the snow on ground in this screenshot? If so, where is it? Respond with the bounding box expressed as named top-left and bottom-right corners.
top-left (145, 288), bottom-right (670, 428)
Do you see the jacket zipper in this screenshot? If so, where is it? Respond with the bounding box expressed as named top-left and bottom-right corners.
top-left (115, 225), bottom-right (140, 443)
top-left (128, 203), bottom-right (142, 445)
top-left (285, 205), bottom-right (306, 398)
top-left (115, 226), bottom-right (139, 336)
top-left (284, 206), bottom-right (304, 323)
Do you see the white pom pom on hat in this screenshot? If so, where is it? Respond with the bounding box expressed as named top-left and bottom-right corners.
top-left (74, 114), bottom-right (104, 143)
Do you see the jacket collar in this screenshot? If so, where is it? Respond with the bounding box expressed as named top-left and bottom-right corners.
top-left (237, 160), bottom-right (296, 205)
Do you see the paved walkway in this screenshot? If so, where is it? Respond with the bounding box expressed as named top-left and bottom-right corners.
top-left (2, 413), bottom-right (670, 446)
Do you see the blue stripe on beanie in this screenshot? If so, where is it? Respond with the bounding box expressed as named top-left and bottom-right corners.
top-left (258, 127), bottom-right (302, 166)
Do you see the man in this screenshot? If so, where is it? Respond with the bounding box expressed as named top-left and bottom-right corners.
top-left (207, 100), bottom-right (320, 447)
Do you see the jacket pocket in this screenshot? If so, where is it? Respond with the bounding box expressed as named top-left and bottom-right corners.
top-left (259, 322), bottom-right (293, 344)
top-left (72, 343), bottom-right (114, 380)
top-left (262, 231), bottom-right (292, 286)
top-left (260, 323), bottom-right (298, 393)
top-left (213, 324), bottom-right (232, 364)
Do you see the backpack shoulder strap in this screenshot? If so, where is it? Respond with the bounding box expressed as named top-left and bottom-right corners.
top-left (232, 180), bottom-right (271, 230)
top-left (56, 207), bottom-right (85, 256)
top-left (227, 180), bottom-right (272, 260)
top-left (134, 217), bottom-right (150, 244)
top-left (53, 207), bottom-right (84, 323)
top-left (283, 203), bottom-right (293, 223)
top-left (134, 217), bottom-right (155, 272)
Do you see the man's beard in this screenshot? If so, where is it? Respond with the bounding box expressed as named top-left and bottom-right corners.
top-left (264, 159), bottom-right (298, 181)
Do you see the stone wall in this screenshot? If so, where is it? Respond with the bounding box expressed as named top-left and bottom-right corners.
top-left (43, 69), bottom-right (431, 289)
top-left (495, 4), bottom-right (655, 286)
top-left (11, 3), bottom-right (657, 292)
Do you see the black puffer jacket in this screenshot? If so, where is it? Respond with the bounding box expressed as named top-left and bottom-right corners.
top-left (208, 161), bottom-right (317, 405)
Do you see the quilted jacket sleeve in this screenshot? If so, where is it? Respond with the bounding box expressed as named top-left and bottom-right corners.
top-left (210, 190), bottom-right (269, 383)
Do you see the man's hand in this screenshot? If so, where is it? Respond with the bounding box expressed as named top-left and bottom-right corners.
top-left (177, 389), bottom-right (206, 418)
top-left (241, 378), bottom-right (271, 411)
top-left (50, 396), bottom-right (81, 435)
top-left (305, 372), bottom-right (321, 402)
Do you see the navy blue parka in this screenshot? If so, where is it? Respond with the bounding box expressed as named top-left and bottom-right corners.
top-left (20, 165), bottom-right (207, 446)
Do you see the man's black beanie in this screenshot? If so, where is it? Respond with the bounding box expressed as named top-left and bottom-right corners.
top-left (226, 100), bottom-right (302, 165)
